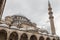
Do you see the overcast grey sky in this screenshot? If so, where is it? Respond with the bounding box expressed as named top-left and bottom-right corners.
top-left (3, 0), bottom-right (60, 36)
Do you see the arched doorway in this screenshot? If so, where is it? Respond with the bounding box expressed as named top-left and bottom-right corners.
top-left (39, 36), bottom-right (44, 40)
top-left (9, 32), bottom-right (18, 40)
top-left (46, 37), bottom-right (50, 40)
top-left (30, 35), bottom-right (37, 40)
top-left (53, 38), bottom-right (55, 40)
top-left (20, 33), bottom-right (28, 40)
top-left (0, 30), bottom-right (7, 40)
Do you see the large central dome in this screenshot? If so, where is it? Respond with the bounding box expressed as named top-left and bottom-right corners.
top-left (11, 15), bottom-right (30, 23)
top-left (5, 15), bottom-right (36, 28)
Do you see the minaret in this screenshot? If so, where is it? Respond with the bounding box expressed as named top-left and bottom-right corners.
top-left (48, 1), bottom-right (56, 35)
top-left (0, 0), bottom-right (6, 21)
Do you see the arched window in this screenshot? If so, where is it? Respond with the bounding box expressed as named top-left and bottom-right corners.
top-left (30, 35), bottom-right (37, 40)
top-left (39, 36), bottom-right (44, 40)
top-left (0, 30), bottom-right (7, 40)
top-left (9, 32), bottom-right (18, 40)
top-left (53, 38), bottom-right (55, 40)
top-left (20, 33), bottom-right (28, 40)
top-left (46, 37), bottom-right (50, 40)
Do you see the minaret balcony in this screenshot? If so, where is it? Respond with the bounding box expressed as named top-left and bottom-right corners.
top-left (48, 8), bottom-right (52, 10)
top-left (49, 16), bottom-right (54, 19)
top-left (48, 12), bottom-right (53, 15)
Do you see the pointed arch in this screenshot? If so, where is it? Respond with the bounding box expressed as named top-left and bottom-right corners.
top-left (53, 38), bottom-right (55, 40)
top-left (39, 36), bottom-right (44, 40)
top-left (9, 32), bottom-right (18, 40)
top-left (20, 33), bottom-right (28, 40)
top-left (46, 37), bottom-right (50, 40)
top-left (30, 35), bottom-right (37, 40)
top-left (0, 29), bottom-right (7, 40)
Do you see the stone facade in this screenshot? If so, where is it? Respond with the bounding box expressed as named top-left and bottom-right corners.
top-left (0, 26), bottom-right (58, 40)
top-left (0, 0), bottom-right (59, 40)
top-left (0, 15), bottom-right (58, 40)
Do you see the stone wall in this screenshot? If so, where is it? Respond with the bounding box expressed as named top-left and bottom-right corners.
top-left (0, 27), bottom-right (57, 40)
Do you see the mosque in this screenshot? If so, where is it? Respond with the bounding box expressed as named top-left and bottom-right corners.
top-left (0, 0), bottom-right (59, 40)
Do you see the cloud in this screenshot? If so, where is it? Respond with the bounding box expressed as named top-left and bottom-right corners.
top-left (2, 0), bottom-right (60, 36)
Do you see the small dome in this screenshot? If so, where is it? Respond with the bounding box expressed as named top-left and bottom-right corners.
top-left (38, 28), bottom-right (49, 34)
top-left (0, 24), bottom-right (9, 27)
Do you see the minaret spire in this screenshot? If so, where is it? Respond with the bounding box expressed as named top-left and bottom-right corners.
top-left (0, 0), bottom-right (6, 21)
top-left (48, 1), bottom-right (56, 35)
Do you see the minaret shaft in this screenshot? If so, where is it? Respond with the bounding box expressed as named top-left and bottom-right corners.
top-left (0, 0), bottom-right (6, 20)
top-left (49, 18), bottom-right (56, 35)
top-left (48, 1), bottom-right (56, 35)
